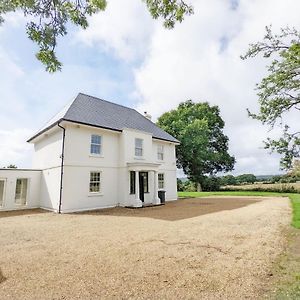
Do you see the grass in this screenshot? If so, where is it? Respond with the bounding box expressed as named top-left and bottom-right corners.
top-left (178, 191), bottom-right (300, 229)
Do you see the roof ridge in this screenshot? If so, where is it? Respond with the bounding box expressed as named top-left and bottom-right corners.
top-left (78, 92), bottom-right (136, 112)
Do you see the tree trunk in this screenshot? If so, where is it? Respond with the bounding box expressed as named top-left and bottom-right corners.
top-left (197, 182), bottom-right (202, 192)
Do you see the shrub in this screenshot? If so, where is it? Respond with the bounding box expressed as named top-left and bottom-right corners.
top-left (202, 176), bottom-right (221, 191)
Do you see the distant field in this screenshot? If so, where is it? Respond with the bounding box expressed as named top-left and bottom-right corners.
top-left (222, 182), bottom-right (300, 193)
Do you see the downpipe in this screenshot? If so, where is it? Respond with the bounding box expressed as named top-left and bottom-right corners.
top-left (58, 122), bottom-right (66, 214)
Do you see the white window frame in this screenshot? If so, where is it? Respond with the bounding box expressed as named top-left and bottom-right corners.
top-left (0, 178), bottom-right (6, 207)
top-left (89, 171), bottom-right (101, 194)
top-left (135, 138), bottom-right (143, 157)
top-left (90, 134), bottom-right (102, 156)
top-left (157, 145), bottom-right (164, 160)
top-left (15, 178), bottom-right (29, 206)
top-left (158, 173), bottom-right (165, 190)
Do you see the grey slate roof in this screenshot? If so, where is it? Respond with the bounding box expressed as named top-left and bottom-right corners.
top-left (28, 93), bottom-right (179, 143)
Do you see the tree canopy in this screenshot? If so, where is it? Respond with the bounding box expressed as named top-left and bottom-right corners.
top-left (235, 174), bottom-right (256, 184)
top-left (157, 100), bottom-right (235, 187)
top-left (0, 0), bottom-right (193, 72)
top-left (220, 174), bottom-right (237, 186)
top-left (242, 26), bottom-right (300, 169)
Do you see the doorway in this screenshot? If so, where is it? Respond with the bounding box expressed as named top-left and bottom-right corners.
top-left (139, 172), bottom-right (148, 202)
top-left (15, 178), bottom-right (28, 206)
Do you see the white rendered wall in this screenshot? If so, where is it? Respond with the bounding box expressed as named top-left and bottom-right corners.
top-left (31, 127), bottom-right (63, 211)
top-left (0, 169), bottom-right (41, 211)
top-left (32, 128), bottom-right (63, 169)
top-left (153, 140), bottom-right (178, 201)
top-left (60, 124), bottom-right (121, 212)
top-left (61, 166), bottom-right (119, 212)
top-left (39, 168), bottom-right (61, 211)
top-left (120, 128), bottom-right (153, 166)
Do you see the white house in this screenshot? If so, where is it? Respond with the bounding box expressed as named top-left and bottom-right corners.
top-left (0, 93), bottom-right (179, 213)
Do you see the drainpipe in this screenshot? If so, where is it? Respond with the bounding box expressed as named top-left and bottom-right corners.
top-left (58, 122), bottom-right (66, 214)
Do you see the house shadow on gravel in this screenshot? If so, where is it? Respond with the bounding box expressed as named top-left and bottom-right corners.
top-left (75, 197), bottom-right (259, 221)
top-left (0, 268), bottom-right (7, 284)
top-left (0, 208), bottom-right (49, 219)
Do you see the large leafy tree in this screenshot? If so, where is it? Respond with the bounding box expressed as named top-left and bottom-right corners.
top-left (0, 0), bottom-right (193, 72)
top-left (242, 26), bottom-right (300, 169)
top-left (236, 174), bottom-right (256, 184)
top-left (157, 100), bottom-right (235, 189)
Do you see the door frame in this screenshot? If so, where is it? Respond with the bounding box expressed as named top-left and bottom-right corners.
top-left (15, 178), bottom-right (29, 206)
top-left (139, 172), bottom-right (145, 202)
top-left (138, 172), bottom-right (149, 202)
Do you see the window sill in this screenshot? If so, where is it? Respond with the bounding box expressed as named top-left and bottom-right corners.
top-left (134, 157), bottom-right (145, 160)
top-left (89, 154), bottom-right (104, 158)
top-left (88, 193), bottom-right (103, 197)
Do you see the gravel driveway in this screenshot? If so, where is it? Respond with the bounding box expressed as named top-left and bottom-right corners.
top-left (0, 197), bottom-right (290, 299)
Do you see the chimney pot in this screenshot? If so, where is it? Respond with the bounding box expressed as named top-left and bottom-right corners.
top-left (144, 111), bottom-right (152, 121)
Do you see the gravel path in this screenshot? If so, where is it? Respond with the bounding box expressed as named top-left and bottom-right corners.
top-left (0, 197), bottom-right (291, 299)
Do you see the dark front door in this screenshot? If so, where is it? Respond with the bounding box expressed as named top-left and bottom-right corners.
top-left (139, 172), bottom-right (144, 202)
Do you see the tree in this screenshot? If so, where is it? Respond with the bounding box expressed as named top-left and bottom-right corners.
top-left (242, 26), bottom-right (300, 169)
top-left (177, 178), bottom-right (184, 191)
top-left (201, 176), bottom-right (221, 191)
top-left (220, 174), bottom-right (237, 186)
top-left (236, 174), bottom-right (256, 184)
top-left (289, 159), bottom-right (300, 177)
top-left (157, 100), bottom-right (235, 189)
top-left (0, 0), bottom-right (193, 72)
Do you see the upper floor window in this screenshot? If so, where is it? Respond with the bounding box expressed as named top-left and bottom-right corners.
top-left (135, 138), bottom-right (143, 157)
top-left (89, 171), bottom-right (101, 193)
top-left (90, 134), bottom-right (102, 155)
top-left (157, 145), bottom-right (164, 160)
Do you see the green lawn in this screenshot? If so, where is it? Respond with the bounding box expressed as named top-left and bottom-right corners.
top-left (178, 191), bottom-right (300, 229)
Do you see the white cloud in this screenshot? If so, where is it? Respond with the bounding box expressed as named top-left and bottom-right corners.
top-left (0, 129), bottom-right (33, 168)
top-left (76, 0), bottom-right (154, 62)
top-left (132, 0), bottom-right (300, 175)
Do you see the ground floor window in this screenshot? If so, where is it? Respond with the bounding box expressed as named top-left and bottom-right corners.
top-left (158, 173), bottom-right (165, 189)
top-left (89, 172), bottom-right (101, 193)
top-left (0, 179), bottom-right (5, 207)
top-left (130, 171), bottom-right (136, 194)
top-left (15, 178), bottom-right (28, 205)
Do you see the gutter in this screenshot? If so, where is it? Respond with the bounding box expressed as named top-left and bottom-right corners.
top-left (58, 122), bottom-right (66, 214)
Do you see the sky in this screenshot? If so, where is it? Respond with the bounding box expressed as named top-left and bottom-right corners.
top-left (0, 0), bottom-right (300, 175)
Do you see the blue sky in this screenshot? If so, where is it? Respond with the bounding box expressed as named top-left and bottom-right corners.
top-left (1, 0), bottom-right (300, 175)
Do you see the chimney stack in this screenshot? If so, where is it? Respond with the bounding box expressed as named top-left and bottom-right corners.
top-left (144, 111), bottom-right (152, 121)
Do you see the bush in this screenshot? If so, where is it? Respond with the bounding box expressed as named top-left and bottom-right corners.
top-left (177, 179), bottom-right (197, 192)
top-left (220, 175), bottom-right (237, 186)
top-left (270, 175), bottom-right (282, 183)
top-left (236, 174), bottom-right (257, 184)
top-left (202, 176), bottom-right (221, 191)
